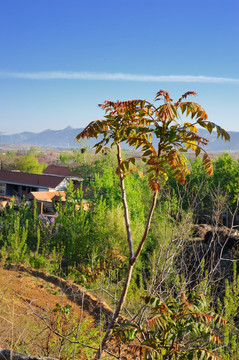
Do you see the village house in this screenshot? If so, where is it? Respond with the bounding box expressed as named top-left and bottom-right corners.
top-left (0, 168), bottom-right (86, 214)
top-left (43, 164), bottom-right (73, 176)
top-left (0, 169), bottom-right (83, 198)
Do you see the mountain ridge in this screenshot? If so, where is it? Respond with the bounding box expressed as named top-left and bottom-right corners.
top-left (1, 126), bottom-right (239, 151)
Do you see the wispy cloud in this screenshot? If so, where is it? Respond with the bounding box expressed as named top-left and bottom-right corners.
top-left (0, 71), bottom-right (238, 83)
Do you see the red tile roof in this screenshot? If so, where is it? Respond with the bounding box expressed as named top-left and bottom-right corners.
top-left (0, 170), bottom-right (66, 189)
top-left (43, 165), bottom-right (73, 176)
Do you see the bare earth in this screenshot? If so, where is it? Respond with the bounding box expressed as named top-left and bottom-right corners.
top-left (0, 266), bottom-right (134, 359)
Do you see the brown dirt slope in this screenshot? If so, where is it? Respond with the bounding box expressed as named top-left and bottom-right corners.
top-left (3, 264), bottom-right (119, 325)
top-left (0, 265), bottom-right (130, 359)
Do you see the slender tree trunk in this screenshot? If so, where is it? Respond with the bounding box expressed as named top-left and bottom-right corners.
top-left (94, 262), bottom-right (134, 359)
top-left (94, 189), bottom-right (158, 358)
top-left (94, 142), bottom-right (134, 359)
top-left (116, 142), bottom-right (134, 259)
top-left (94, 143), bottom-right (158, 359)
top-left (132, 190), bottom-right (158, 264)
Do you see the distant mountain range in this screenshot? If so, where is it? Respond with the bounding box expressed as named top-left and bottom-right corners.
top-left (0, 126), bottom-right (85, 149)
top-left (1, 126), bottom-right (239, 152)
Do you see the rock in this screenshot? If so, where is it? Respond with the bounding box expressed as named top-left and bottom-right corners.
top-left (0, 350), bottom-right (56, 360)
top-left (193, 224), bottom-right (239, 249)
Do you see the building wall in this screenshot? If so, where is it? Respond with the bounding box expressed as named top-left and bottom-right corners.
top-left (55, 178), bottom-right (69, 191)
top-left (0, 182), bottom-right (6, 196)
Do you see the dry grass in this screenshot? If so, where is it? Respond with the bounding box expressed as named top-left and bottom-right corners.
top-left (0, 268), bottom-right (101, 358)
top-left (0, 267), bottom-right (136, 359)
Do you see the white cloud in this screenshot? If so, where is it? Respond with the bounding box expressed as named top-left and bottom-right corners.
top-left (0, 71), bottom-right (238, 83)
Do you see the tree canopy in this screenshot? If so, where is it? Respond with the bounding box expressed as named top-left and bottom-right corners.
top-left (76, 90), bottom-right (230, 359)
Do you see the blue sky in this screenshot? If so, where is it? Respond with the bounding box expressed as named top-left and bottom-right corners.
top-left (0, 0), bottom-right (238, 135)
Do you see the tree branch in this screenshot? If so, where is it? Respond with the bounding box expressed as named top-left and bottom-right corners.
top-left (116, 142), bottom-right (134, 260)
top-left (132, 190), bottom-right (158, 264)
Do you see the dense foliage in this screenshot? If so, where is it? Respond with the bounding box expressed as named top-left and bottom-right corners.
top-left (114, 294), bottom-right (226, 360)
top-left (1, 90), bottom-right (237, 358)
top-left (1, 151), bottom-right (239, 358)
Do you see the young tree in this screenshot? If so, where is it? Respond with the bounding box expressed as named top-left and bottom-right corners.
top-left (16, 155), bottom-right (47, 174)
top-left (114, 293), bottom-right (226, 360)
top-left (212, 152), bottom-right (239, 209)
top-left (76, 90), bottom-right (230, 358)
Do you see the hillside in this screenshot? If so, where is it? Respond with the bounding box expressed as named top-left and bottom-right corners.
top-left (0, 265), bottom-right (131, 360)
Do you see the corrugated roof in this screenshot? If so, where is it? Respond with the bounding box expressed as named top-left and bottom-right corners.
top-left (0, 170), bottom-right (66, 189)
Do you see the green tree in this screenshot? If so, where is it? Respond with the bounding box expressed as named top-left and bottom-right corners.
top-left (167, 156), bottom-right (211, 222)
top-left (27, 145), bottom-right (39, 156)
top-left (76, 90), bottom-right (229, 358)
top-left (17, 155), bottom-right (47, 173)
top-left (52, 182), bottom-right (89, 267)
top-left (212, 152), bottom-right (239, 209)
